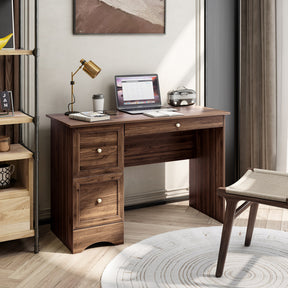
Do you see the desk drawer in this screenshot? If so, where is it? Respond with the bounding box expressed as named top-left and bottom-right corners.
top-left (125, 116), bottom-right (224, 136)
top-left (74, 125), bottom-right (124, 176)
top-left (80, 131), bottom-right (118, 168)
top-left (73, 173), bottom-right (123, 229)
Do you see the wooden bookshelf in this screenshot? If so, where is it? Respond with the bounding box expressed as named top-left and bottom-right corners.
top-left (0, 0), bottom-right (39, 253)
top-left (0, 111), bottom-right (33, 125)
top-left (0, 49), bottom-right (33, 56)
top-left (0, 144), bottom-right (33, 161)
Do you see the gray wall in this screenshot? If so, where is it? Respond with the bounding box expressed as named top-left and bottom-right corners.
top-left (205, 0), bottom-right (238, 185)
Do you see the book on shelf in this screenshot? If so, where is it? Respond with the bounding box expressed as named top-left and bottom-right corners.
top-left (69, 111), bottom-right (110, 122)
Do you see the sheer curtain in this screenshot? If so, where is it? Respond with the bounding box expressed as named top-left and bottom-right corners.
top-left (276, 0), bottom-right (288, 172)
top-left (239, 0), bottom-right (277, 176)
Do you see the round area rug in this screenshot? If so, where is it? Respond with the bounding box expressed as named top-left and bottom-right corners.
top-left (101, 226), bottom-right (288, 288)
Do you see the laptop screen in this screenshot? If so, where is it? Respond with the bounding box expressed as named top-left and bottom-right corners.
top-left (115, 74), bottom-right (161, 110)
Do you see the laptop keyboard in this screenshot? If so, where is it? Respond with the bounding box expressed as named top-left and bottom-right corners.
top-left (127, 108), bottom-right (177, 115)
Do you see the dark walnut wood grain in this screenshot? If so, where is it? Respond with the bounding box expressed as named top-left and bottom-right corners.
top-left (125, 131), bottom-right (196, 167)
top-left (47, 106), bottom-right (229, 253)
top-left (125, 116), bottom-right (224, 136)
top-left (50, 120), bottom-right (124, 253)
top-left (189, 125), bottom-right (225, 222)
top-left (73, 173), bottom-right (123, 229)
top-left (73, 125), bottom-right (124, 177)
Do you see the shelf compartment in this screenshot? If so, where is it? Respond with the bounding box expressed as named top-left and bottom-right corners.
top-left (0, 111), bottom-right (33, 125)
top-left (0, 187), bottom-right (30, 200)
top-left (0, 194), bottom-right (32, 240)
top-left (0, 49), bottom-right (33, 56)
top-left (0, 144), bottom-right (33, 161)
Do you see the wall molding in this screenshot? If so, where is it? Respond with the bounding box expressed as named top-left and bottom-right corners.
top-left (39, 188), bottom-right (189, 221)
top-left (196, 0), bottom-right (205, 106)
top-left (125, 188), bottom-right (189, 207)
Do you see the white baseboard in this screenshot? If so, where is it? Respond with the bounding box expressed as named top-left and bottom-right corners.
top-left (39, 208), bottom-right (51, 222)
top-left (39, 188), bottom-right (189, 222)
top-left (124, 188), bottom-right (189, 206)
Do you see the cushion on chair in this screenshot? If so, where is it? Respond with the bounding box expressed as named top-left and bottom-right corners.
top-left (226, 169), bottom-right (288, 202)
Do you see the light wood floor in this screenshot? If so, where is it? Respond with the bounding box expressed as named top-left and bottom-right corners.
top-left (0, 201), bottom-right (287, 288)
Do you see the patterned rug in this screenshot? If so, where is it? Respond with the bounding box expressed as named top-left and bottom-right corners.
top-left (101, 226), bottom-right (288, 288)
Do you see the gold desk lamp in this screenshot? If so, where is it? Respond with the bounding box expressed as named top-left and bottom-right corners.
top-left (65, 59), bottom-right (101, 115)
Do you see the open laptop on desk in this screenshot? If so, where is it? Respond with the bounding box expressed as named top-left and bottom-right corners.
top-left (115, 74), bottom-right (175, 114)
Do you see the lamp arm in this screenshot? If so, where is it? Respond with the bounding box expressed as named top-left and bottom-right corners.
top-left (72, 64), bottom-right (84, 78)
top-left (69, 64), bottom-right (84, 113)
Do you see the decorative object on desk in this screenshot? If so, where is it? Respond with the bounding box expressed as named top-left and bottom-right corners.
top-left (0, 136), bottom-right (10, 152)
top-left (104, 109), bottom-right (117, 115)
top-left (168, 87), bottom-right (197, 106)
top-left (0, 163), bottom-right (15, 189)
top-left (102, 226), bottom-right (288, 288)
top-left (73, 0), bottom-right (165, 34)
top-left (0, 90), bottom-right (14, 116)
top-left (0, 0), bottom-right (15, 49)
top-left (65, 59), bottom-right (101, 116)
top-left (92, 94), bottom-right (104, 113)
top-left (69, 111), bottom-right (110, 122)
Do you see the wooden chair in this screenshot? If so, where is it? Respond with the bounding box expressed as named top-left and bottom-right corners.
top-left (215, 168), bottom-right (288, 277)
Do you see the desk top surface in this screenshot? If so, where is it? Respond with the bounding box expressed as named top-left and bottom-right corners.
top-left (47, 106), bottom-right (230, 128)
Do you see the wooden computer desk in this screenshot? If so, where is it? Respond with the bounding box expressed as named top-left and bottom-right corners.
top-left (47, 106), bottom-right (229, 253)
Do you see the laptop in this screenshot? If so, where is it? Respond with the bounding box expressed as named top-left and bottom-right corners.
top-left (115, 74), bottom-right (174, 114)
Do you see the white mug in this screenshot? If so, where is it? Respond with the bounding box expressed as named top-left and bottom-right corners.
top-left (0, 163), bottom-right (15, 189)
top-left (92, 94), bottom-right (104, 113)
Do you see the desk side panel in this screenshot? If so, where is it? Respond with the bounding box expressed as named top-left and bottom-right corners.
top-left (189, 126), bottom-right (225, 222)
top-left (50, 119), bottom-right (73, 250)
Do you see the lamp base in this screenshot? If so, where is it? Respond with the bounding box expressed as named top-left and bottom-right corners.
top-left (65, 111), bottom-right (79, 116)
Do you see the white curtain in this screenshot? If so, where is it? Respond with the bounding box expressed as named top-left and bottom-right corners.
top-left (276, 0), bottom-right (288, 172)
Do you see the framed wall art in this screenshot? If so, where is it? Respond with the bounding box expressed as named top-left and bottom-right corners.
top-left (0, 90), bottom-right (14, 116)
top-left (73, 0), bottom-right (166, 34)
top-left (0, 0), bottom-right (15, 49)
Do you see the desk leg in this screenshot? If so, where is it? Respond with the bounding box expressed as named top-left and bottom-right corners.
top-left (189, 128), bottom-right (225, 223)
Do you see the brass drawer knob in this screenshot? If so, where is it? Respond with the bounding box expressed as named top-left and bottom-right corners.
top-left (96, 198), bottom-right (102, 205)
top-left (176, 123), bottom-right (181, 128)
top-left (97, 148), bottom-right (103, 153)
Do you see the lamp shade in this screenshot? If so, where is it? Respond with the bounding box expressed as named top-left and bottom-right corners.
top-left (80, 59), bottom-right (101, 79)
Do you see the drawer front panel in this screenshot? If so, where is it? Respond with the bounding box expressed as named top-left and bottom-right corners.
top-left (74, 125), bottom-right (124, 176)
top-left (73, 173), bottom-right (123, 229)
top-left (125, 131), bottom-right (196, 166)
top-left (0, 196), bottom-right (30, 236)
top-left (125, 116), bottom-right (224, 136)
top-left (80, 131), bottom-right (118, 169)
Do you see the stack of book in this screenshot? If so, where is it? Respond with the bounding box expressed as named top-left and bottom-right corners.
top-left (69, 111), bottom-right (110, 122)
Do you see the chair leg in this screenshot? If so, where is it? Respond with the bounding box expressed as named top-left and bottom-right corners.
top-left (216, 198), bottom-right (238, 277)
top-left (245, 203), bottom-right (259, 247)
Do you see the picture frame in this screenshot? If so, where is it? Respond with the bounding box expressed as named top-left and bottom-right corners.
top-left (0, 0), bottom-right (15, 49)
top-left (0, 91), bottom-right (14, 116)
top-left (73, 0), bottom-right (166, 34)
